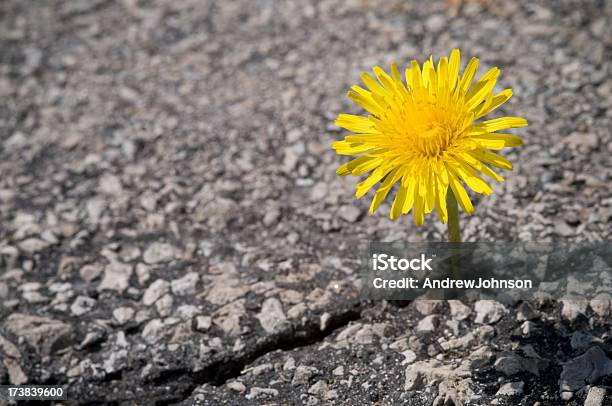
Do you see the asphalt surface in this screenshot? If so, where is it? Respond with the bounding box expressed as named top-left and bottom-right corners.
top-left (0, 0), bottom-right (611, 405)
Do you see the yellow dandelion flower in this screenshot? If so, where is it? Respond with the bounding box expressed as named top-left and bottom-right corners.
top-left (332, 49), bottom-right (527, 226)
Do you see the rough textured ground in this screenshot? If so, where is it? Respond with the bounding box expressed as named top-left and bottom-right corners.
top-left (0, 0), bottom-right (611, 405)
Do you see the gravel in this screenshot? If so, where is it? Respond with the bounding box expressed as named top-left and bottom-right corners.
top-left (1, 0), bottom-right (611, 404)
top-left (585, 387), bottom-right (607, 406)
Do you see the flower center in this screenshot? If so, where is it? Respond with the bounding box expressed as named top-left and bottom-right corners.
top-left (415, 122), bottom-right (449, 157)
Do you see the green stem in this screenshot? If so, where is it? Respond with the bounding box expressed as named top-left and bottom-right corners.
top-left (446, 187), bottom-right (461, 290)
top-left (446, 187), bottom-right (461, 243)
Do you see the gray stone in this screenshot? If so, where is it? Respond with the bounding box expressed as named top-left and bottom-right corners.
top-left (78, 329), bottom-right (106, 350)
top-left (195, 197), bottom-right (238, 230)
top-left (559, 346), bottom-right (612, 391)
top-left (433, 376), bottom-right (475, 406)
top-left (283, 357), bottom-right (296, 371)
top-left (475, 325), bottom-right (495, 340)
top-left (226, 381), bottom-right (246, 393)
top-left (521, 321), bottom-right (537, 335)
top-left (4, 314), bottom-right (73, 356)
top-left (440, 332), bottom-right (476, 351)
top-left (98, 174), bottom-right (123, 195)
top-left (496, 381), bottom-right (524, 397)
top-left (18, 238), bottom-right (51, 253)
top-left (171, 272), bottom-right (199, 296)
top-left (213, 300), bottom-right (245, 336)
top-left (563, 132), bottom-right (599, 152)
top-left (0, 282), bottom-right (8, 298)
top-left (570, 331), bottom-right (602, 351)
top-left (194, 315), bottom-right (212, 332)
top-left (256, 298), bottom-right (289, 335)
top-left (319, 312), bottom-right (331, 331)
top-left (554, 220), bottom-right (574, 237)
top-left (474, 300), bottom-right (507, 324)
top-left (141, 318), bottom-right (180, 344)
top-left (0, 335), bottom-right (20, 358)
top-left (176, 305), bottom-right (200, 320)
top-left (584, 386), bottom-right (606, 406)
top-left (143, 279), bottom-right (170, 306)
top-left (469, 347), bottom-right (494, 368)
top-left (245, 387), bottom-right (279, 400)
top-left (250, 363), bottom-right (273, 376)
top-left (98, 261), bottom-right (133, 293)
top-left (103, 349), bottom-right (128, 374)
top-left (22, 291), bottom-right (47, 303)
top-left (404, 359), bottom-right (471, 395)
top-left (416, 315), bottom-right (440, 332)
top-left (205, 278), bottom-right (249, 306)
top-left (112, 307), bottom-right (135, 325)
top-left (155, 293), bottom-right (174, 317)
top-left (415, 300), bottom-right (443, 316)
top-left (287, 303), bottom-right (307, 319)
top-left (143, 243), bottom-right (179, 264)
top-left (400, 350), bottom-right (417, 365)
top-left (308, 380), bottom-right (328, 396)
top-left (590, 294), bottom-right (612, 317)
top-left (135, 263), bottom-right (151, 286)
top-left (494, 354), bottom-right (548, 377)
top-left (425, 14), bottom-right (446, 32)
top-left (4, 358), bottom-right (28, 385)
top-left (79, 264), bottom-right (103, 282)
top-left (263, 205), bottom-right (281, 226)
top-left (449, 300), bottom-right (472, 321)
top-left (70, 295), bottom-right (97, 316)
top-left (561, 300), bottom-right (589, 322)
top-left (338, 205), bottom-right (361, 222)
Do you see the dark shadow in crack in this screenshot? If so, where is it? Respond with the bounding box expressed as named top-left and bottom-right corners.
top-left (157, 303), bottom-right (364, 404)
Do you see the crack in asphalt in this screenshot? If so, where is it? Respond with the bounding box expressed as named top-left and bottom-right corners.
top-left (165, 304), bottom-right (364, 404)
